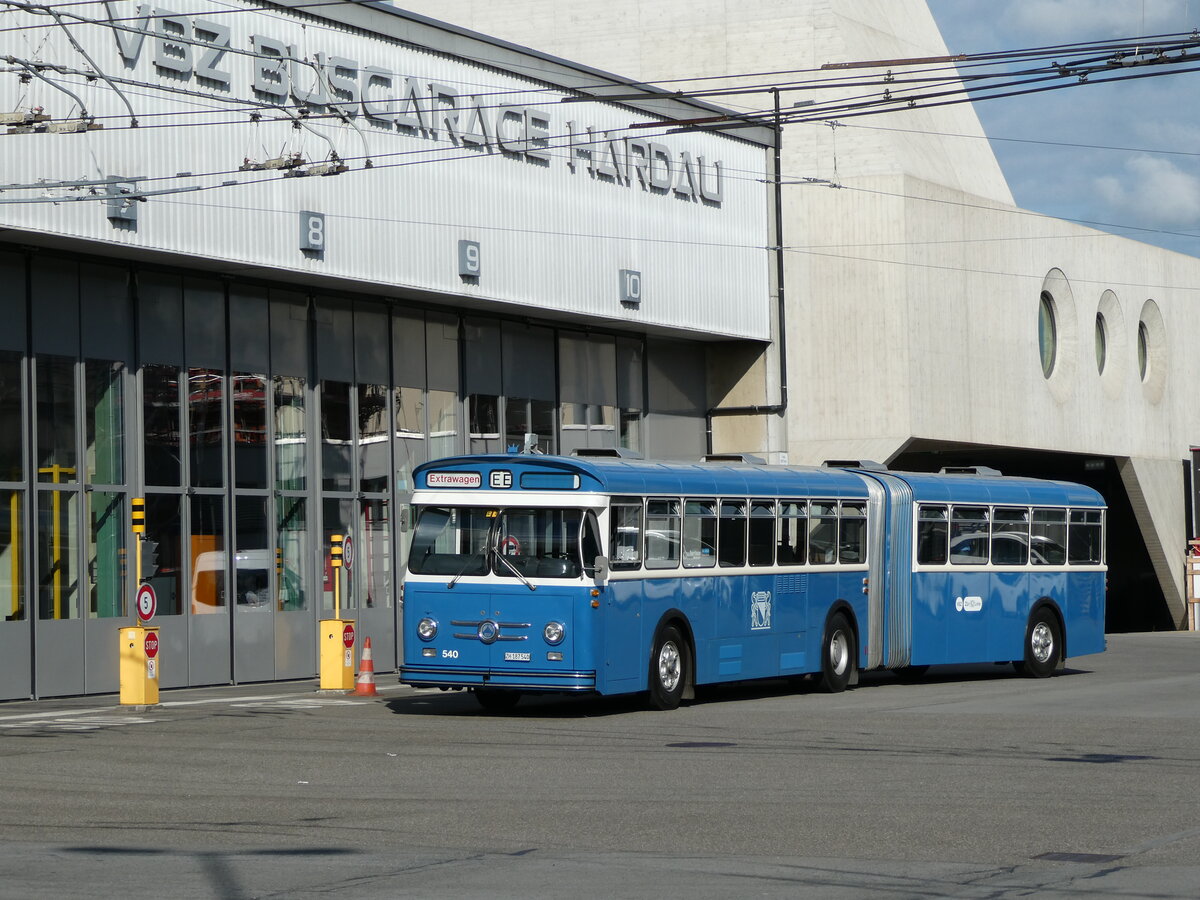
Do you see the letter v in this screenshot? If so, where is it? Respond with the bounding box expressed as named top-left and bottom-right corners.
top-left (104, 1), bottom-right (152, 65)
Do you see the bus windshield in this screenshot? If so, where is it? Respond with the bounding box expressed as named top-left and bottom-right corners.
top-left (408, 506), bottom-right (594, 579)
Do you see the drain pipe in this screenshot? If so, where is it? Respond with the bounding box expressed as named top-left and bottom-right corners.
top-left (706, 87), bottom-right (789, 455)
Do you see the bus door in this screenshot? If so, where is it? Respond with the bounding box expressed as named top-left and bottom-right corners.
top-left (601, 497), bottom-right (647, 693)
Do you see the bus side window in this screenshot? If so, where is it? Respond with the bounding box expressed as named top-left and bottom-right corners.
top-left (1031, 508), bottom-right (1067, 565)
top-left (683, 499), bottom-right (717, 568)
top-left (645, 499), bottom-right (681, 569)
top-left (778, 501), bottom-right (807, 564)
top-left (808, 502), bottom-right (838, 565)
top-left (839, 501), bottom-right (866, 564)
top-left (1068, 509), bottom-right (1104, 564)
top-left (916, 505), bottom-right (948, 565)
top-left (748, 500), bottom-right (775, 566)
top-left (610, 498), bottom-right (644, 570)
top-left (950, 506), bottom-right (989, 564)
top-left (718, 500), bottom-right (747, 567)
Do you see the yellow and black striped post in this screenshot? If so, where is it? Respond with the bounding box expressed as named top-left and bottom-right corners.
top-left (275, 547), bottom-right (283, 609)
top-left (131, 497), bottom-right (145, 591)
top-left (330, 534), bottom-right (343, 620)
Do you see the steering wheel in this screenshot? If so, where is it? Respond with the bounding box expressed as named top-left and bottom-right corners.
top-left (499, 535), bottom-right (522, 556)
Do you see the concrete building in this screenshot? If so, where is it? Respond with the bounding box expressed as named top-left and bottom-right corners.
top-left (395, 0), bottom-right (1199, 633)
top-left (0, 0), bottom-right (776, 698)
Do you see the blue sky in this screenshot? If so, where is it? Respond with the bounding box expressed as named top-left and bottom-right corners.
top-left (926, 0), bottom-right (1200, 256)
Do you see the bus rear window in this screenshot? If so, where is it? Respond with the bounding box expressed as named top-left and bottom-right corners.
top-left (1068, 509), bottom-right (1104, 564)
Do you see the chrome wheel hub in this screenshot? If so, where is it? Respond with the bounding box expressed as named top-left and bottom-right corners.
top-left (658, 641), bottom-right (681, 692)
top-left (829, 630), bottom-right (849, 675)
top-left (1031, 622), bottom-right (1054, 663)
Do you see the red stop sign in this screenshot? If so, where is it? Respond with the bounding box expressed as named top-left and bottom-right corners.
top-left (342, 623), bottom-right (355, 648)
top-left (144, 632), bottom-right (159, 659)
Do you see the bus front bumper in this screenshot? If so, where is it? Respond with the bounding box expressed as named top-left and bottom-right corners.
top-left (400, 664), bottom-right (597, 692)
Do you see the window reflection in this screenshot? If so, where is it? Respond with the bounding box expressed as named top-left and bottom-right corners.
top-left (469, 393), bottom-right (500, 454)
top-left (232, 373), bottom-right (267, 489)
top-left (36, 355), bottom-right (77, 484)
top-left (0, 352), bottom-right (24, 482)
top-left (277, 497), bottom-right (308, 612)
top-left (38, 490), bottom-right (79, 619)
top-left (144, 494), bottom-right (182, 615)
top-left (359, 498), bottom-right (390, 609)
top-left (358, 383), bottom-right (389, 494)
top-left (143, 365), bottom-right (182, 487)
top-left (321, 380), bottom-right (353, 492)
top-left (394, 385), bottom-right (425, 498)
top-left (190, 494), bottom-right (226, 614)
top-left (86, 360), bottom-right (125, 485)
top-left (273, 375), bottom-right (306, 491)
top-left (234, 496), bottom-right (270, 610)
top-left (88, 491), bottom-right (125, 617)
top-left (188, 368), bottom-right (224, 488)
top-left (2, 490), bottom-right (24, 621)
top-left (323, 497), bottom-right (356, 612)
top-left (428, 389), bottom-right (457, 459)
top-left (505, 398), bottom-right (556, 454)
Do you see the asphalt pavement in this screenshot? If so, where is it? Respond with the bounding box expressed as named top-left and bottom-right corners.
top-left (0, 631), bottom-right (1197, 899)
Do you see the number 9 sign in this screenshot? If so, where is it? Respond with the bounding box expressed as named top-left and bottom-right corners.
top-left (459, 240), bottom-right (481, 277)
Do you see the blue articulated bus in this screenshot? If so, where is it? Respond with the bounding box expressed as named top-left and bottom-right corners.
top-left (400, 453), bottom-right (1106, 711)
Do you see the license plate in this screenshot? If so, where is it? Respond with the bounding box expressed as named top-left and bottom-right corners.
top-left (504, 652), bottom-right (531, 662)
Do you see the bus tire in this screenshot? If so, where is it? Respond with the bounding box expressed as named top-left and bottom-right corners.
top-left (819, 611), bottom-right (855, 693)
top-left (474, 688), bottom-right (521, 712)
top-left (648, 625), bottom-right (687, 710)
top-left (1016, 608), bottom-right (1061, 678)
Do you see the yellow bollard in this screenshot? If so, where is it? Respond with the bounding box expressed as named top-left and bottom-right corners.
top-left (319, 618), bottom-right (356, 690)
top-left (119, 626), bottom-right (160, 706)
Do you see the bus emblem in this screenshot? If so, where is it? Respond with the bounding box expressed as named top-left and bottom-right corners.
top-left (750, 591), bottom-right (772, 630)
top-left (478, 621), bottom-right (500, 644)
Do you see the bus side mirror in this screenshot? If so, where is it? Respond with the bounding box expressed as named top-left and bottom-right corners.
top-left (588, 555), bottom-right (610, 581)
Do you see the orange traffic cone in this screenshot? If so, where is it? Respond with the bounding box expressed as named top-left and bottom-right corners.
top-left (354, 636), bottom-right (377, 696)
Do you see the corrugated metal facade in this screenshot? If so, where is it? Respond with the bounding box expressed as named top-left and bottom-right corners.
top-left (1, 1), bottom-right (771, 340)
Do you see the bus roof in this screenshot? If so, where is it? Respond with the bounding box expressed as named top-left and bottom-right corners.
top-left (412, 454), bottom-right (869, 498)
top-left (412, 455), bottom-right (1105, 507)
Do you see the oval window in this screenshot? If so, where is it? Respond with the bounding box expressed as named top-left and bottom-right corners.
top-left (1038, 292), bottom-right (1057, 378)
top-left (1138, 320), bottom-right (1150, 381)
top-left (1095, 312), bottom-right (1107, 374)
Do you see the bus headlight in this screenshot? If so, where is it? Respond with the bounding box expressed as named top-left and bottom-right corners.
top-left (543, 621), bottom-right (565, 645)
top-left (417, 617), bottom-right (438, 641)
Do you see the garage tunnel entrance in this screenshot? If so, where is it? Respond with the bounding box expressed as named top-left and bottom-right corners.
top-left (888, 442), bottom-right (1175, 633)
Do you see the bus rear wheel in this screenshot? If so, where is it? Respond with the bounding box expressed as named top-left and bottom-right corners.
top-left (819, 612), bottom-right (856, 693)
top-left (474, 688), bottom-right (521, 712)
top-left (1015, 608), bottom-right (1062, 678)
top-left (648, 625), bottom-right (688, 711)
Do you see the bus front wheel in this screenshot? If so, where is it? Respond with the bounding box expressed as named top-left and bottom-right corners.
top-left (474, 688), bottom-right (521, 712)
top-left (819, 612), bottom-right (856, 693)
top-left (648, 625), bottom-right (688, 710)
top-left (1015, 609), bottom-right (1061, 678)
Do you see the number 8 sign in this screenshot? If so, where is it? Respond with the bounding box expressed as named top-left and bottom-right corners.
top-left (299, 210), bottom-right (326, 253)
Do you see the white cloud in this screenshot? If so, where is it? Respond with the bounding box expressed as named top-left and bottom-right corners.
top-left (1094, 155), bottom-right (1200, 226)
top-left (1009, 0), bottom-right (1190, 40)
